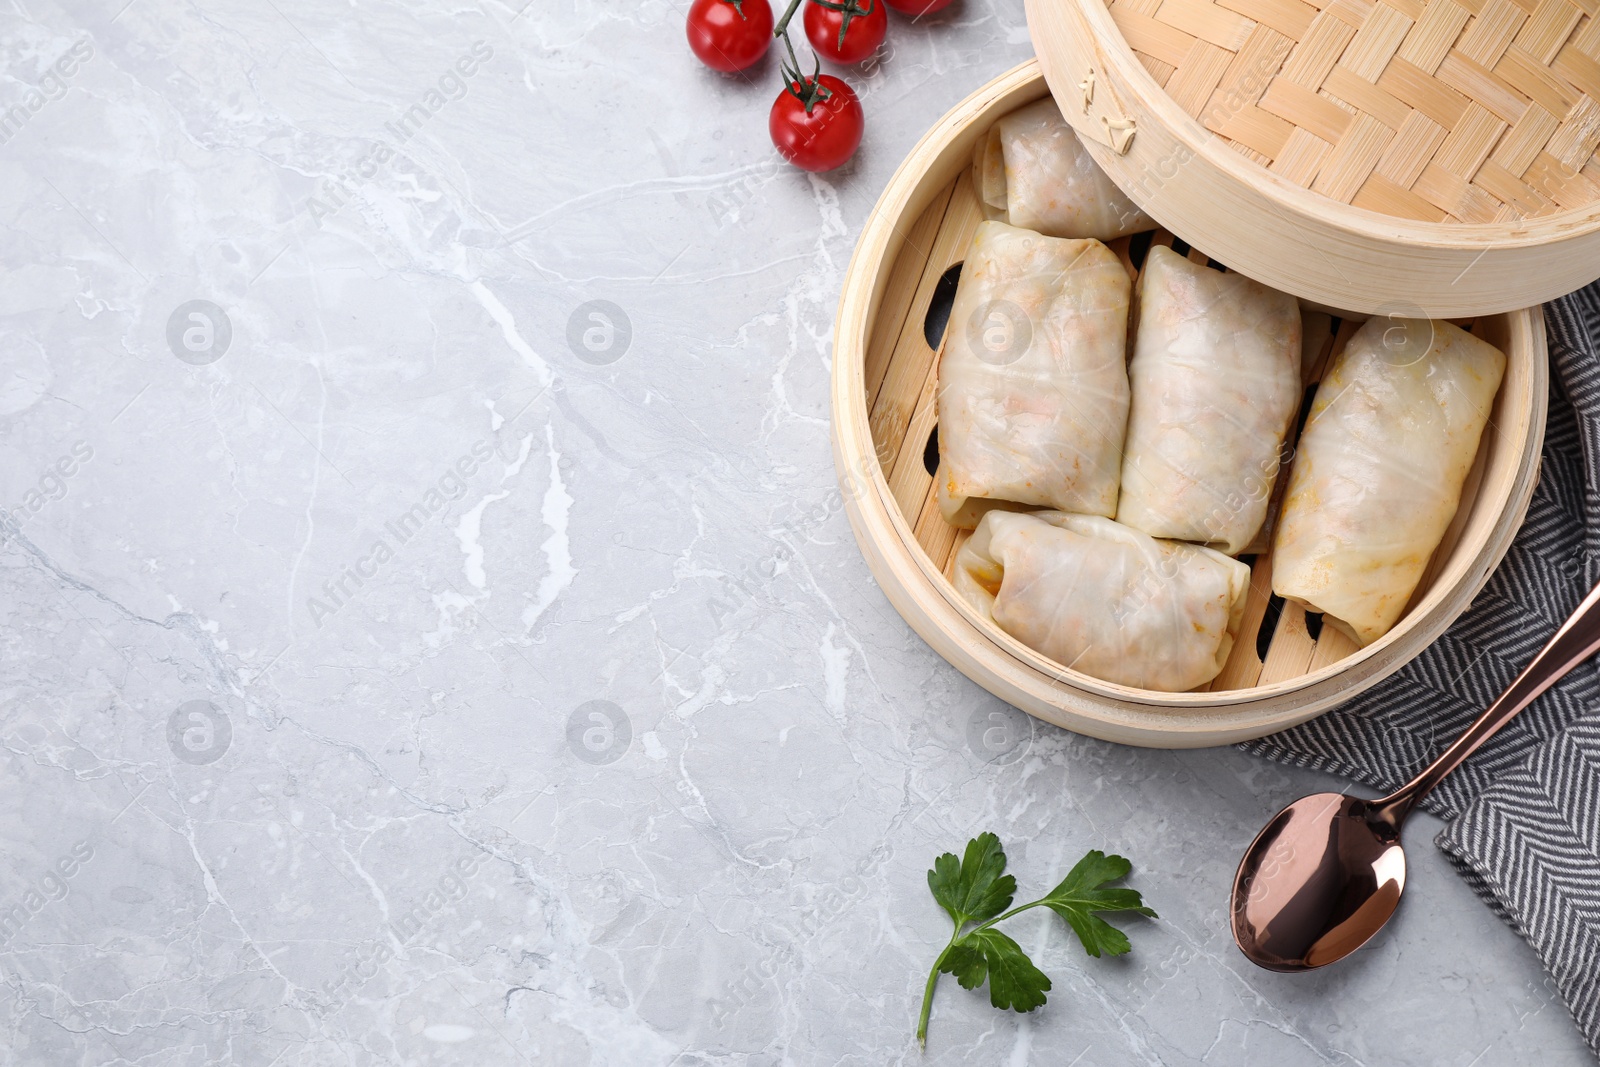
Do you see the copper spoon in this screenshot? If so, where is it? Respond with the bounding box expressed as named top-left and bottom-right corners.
top-left (1231, 580), bottom-right (1600, 971)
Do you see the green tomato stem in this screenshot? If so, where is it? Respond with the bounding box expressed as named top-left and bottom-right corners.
top-left (773, 0), bottom-right (806, 37)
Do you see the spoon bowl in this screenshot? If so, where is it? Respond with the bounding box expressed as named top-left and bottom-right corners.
top-left (1231, 792), bottom-right (1407, 971)
top-left (1231, 580), bottom-right (1600, 971)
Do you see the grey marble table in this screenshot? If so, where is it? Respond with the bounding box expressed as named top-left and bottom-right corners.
top-left (0, 1), bottom-right (1589, 1064)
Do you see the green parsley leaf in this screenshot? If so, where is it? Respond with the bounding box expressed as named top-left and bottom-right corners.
top-left (936, 942), bottom-right (987, 990)
top-left (926, 831), bottom-right (1016, 926)
top-left (1039, 850), bottom-right (1158, 958)
top-left (917, 835), bottom-right (1155, 1049)
top-left (941, 928), bottom-right (1051, 1012)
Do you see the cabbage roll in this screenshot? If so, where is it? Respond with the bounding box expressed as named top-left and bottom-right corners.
top-left (972, 97), bottom-right (1157, 242)
top-left (975, 125), bottom-right (1007, 221)
top-left (1271, 317), bottom-right (1507, 646)
top-left (937, 220), bottom-right (1132, 525)
top-left (1116, 246), bottom-right (1303, 554)
top-left (932, 462), bottom-right (1034, 529)
top-left (954, 510), bottom-right (1250, 691)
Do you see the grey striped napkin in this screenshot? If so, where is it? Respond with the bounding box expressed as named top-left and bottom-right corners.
top-left (1243, 283), bottom-right (1600, 1059)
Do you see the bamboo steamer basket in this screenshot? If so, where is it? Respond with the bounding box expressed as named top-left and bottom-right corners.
top-left (831, 61), bottom-right (1547, 747)
top-left (1026, 0), bottom-right (1600, 315)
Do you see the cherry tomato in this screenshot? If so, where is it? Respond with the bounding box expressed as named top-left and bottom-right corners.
top-left (686, 0), bottom-right (774, 73)
top-left (804, 0), bottom-right (888, 65)
top-left (770, 74), bottom-right (864, 172)
top-left (883, 0), bottom-right (955, 14)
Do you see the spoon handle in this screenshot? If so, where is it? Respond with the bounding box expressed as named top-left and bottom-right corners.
top-left (1376, 578), bottom-right (1600, 823)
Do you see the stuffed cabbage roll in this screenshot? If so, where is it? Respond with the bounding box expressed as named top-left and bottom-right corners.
top-left (972, 97), bottom-right (1157, 242)
top-left (932, 462), bottom-right (1034, 529)
top-left (1271, 317), bottom-right (1507, 646)
top-left (937, 220), bottom-right (1132, 525)
top-left (1116, 246), bottom-right (1303, 554)
top-left (954, 510), bottom-right (1250, 691)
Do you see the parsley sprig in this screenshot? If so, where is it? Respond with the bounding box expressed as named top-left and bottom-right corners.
top-left (917, 833), bottom-right (1156, 1048)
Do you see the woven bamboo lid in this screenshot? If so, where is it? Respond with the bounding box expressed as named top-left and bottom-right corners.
top-left (1026, 0), bottom-right (1600, 313)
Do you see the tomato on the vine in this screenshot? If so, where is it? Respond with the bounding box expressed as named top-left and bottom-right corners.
top-left (769, 72), bottom-right (864, 171)
top-left (686, 0), bottom-right (774, 73)
top-left (803, 0), bottom-right (888, 65)
top-left (883, 0), bottom-right (955, 14)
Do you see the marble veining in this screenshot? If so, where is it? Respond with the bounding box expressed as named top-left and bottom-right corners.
top-left (0, 0), bottom-right (1589, 1063)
